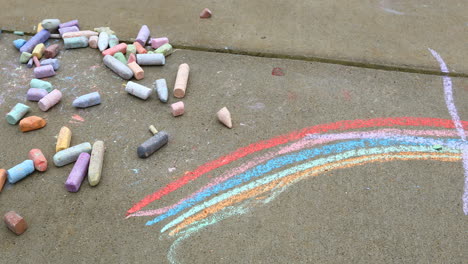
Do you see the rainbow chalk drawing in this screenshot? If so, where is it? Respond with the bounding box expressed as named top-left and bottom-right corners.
top-left (125, 50), bottom-right (468, 263)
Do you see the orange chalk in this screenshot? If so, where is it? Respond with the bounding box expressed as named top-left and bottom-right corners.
top-left (28, 149), bottom-right (48, 172)
top-left (133, 42), bottom-right (147, 54)
top-left (4, 211), bottom-right (27, 235)
top-left (0, 169), bottom-right (6, 192)
top-left (127, 62), bottom-right (144, 80)
top-left (102, 43), bottom-right (127, 56)
top-left (19, 116), bottom-right (46, 132)
top-left (127, 53), bottom-right (136, 64)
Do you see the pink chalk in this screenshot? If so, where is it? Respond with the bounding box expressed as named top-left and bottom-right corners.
top-left (32, 56), bottom-right (40, 67)
top-left (127, 53), bottom-right (136, 64)
top-left (38, 89), bottom-right (62, 111)
top-left (200, 8), bottom-right (212, 18)
top-left (102, 43), bottom-right (127, 56)
top-left (34, 65), bottom-right (56, 79)
top-left (89, 36), bottom-right (98, 49)
top-left (151, 37), bottom-right (169, 49)
top-left (171, 101), bottom-right (184, 117)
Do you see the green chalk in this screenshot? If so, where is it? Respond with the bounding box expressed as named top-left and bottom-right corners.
top-left (113, 52), bottom-right (127, 64)
top-left (147, 51), bottom-right (154, 54)
top-left (19, 52), bottom-right (32, 64)
top-left (14, 31), bottom-right (24, 36)
top-left (126, 44), bottom-right (136, 59)
top-left (433, 145), bottom-right (443, 150)
top-left (6, 103), bottom-right (30, 125)
top-left (155, 43), bottom-right (173, 56)
top-left (30, 79), bottom-right (53, 92)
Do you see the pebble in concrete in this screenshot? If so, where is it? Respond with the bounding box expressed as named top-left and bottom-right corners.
top-left (34, 65), bottom-right (56, 79)
top-left (19, 116), bottom-right (46, 132)
top-left (103, 55), bottom-right (133, 80)
top-left (64, 36), bottom-right (89, 49)
top-left (174, 63), bottom-right (190, 98)
top-left (6, 103), bottom-right (30, 125)
top-left (88, 141), bottom-right (105, 186)
top-left (171, 101), bottom-right (185, 117)
top-left (135, 25), bottom-right (150, 46)
top-left (0, 169), bottom-right (6, 192)
top-left (72, 92), bottom-right (101, 108)
top-left (136, 53), bottom-right (165, 66)
top-left (7, 160), bottom-right (34, 184)
top-left (28, 149), bottom-right (47, 172)
top-left (155, 78), bottom-right (168, 103)
top-left (38, 89), bottom-right (62, 111)
top-left (125, 81), bottom-right (151, 100)
top-left (56, 126), bottom-right (72, 152)
top-left (53, 142), bottom-right (92, 167)
top-left (27, 88), bottom-right (49, 102)
top-left (44, 44), bottom-right (60, 58)
top-left (217, 107), bottom-right (233, 128)
top-left (4, 211), bottom-right (28, 235)
top-left (20, 29), bottom-right (50, 53)
top-left (65, 152), bottom-right (90, 192)
top-left (98, 32), bottom-right (109, 52)
top-left (151, 37), bottom-right (169, 49)
top-left (30, 79), bottom-right (52, 92)
top-left (137, 131), bottom-right (169, 158)
top-left (127, 62), bottom-right (144, 80)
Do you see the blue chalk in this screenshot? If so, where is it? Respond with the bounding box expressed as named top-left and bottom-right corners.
top-left (40, 58), bottom-right (60, 71)
top-left (7, 160), bottom-right (35, 184)
top-left (27, 58), bottom-right (34, 68)
top-left (13, 39), bottom-right (27, 50)
top-left (72, 92), bottom-right (101, 108)
top-left (154, 79), bottom-right (168, 103)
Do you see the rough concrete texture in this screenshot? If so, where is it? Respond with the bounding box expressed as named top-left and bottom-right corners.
top-left (0, 32), bottom-right (467, 263)
top-left (0, 0), bottom-right (467, 74)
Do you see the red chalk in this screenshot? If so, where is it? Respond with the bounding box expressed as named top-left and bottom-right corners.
top-left (4, 211), bottom-right (27, 235)
top-left (102, 43), bottom-right (127, 56)
top-left (28, 149), bottom-right (48, 172)
top-left (127, 53), bottom-right (136, 64)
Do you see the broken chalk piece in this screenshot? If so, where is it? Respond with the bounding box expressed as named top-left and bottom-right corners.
top-left (64, 36), bottom-right (88, 49)
top-left (127, 62), bottom-right (144, 80)
top-left (149, 125), bottom-right (158, 135)
top-left (102, 43), bottom-right (127, 56)
top-left (62, 30), bottom-right (98, 39)
top-left (127, 53), bottom-right (136, 64)
top-left (38, 89), bottom-right (62, 111)
top-left (6, 103), bottom-right (30, 125)
top-left (27, 88), bottom-right (49, 102)
top-left (103, 55), bottom-right (133, 80)
top-left (125, 81), bottom-right (151, 100)
top-left (98, 32), bottom-right (109, 52)
top-left (108, 34), bottom-right (119, 48)
top-left (137, 131), bottom-right (169, 158)
top-left (28, 149), bottom-right (47, 172)
top-left (41, 58), bottom-right (60, 71)
top-left (89, 36), bottom-right (98, 49)
top-left (88, 141), bottom-right (105, 186)
top-left (133, 41), bottom-right (147, 54)
top-left (58, 26), bottom-right (79, 36)
top-left (171, 101), bottom-right (185, 117)
top-left (33, 56), bottom-right (41, 67)
top-left (37, 22), bottom-right (44, 33)
top-left (135, 25), bottom-right (150, 46)
top-left (27, 58), bottom-right (34, 68)
top-left (14, 31), bottom-right (24, 36)
top-left (136, 53), bottom-right (165, 66)
top-left (19, 52), bottom-right (32, 64)
top-left (41, 19), bottom-right (61, 31)
top-left (65, 152), bottom-right (90, 192)
top-left (7, 160), bottom-right (34, 184)
top-left (34, 65), bottom-right (56, 79)
top-left (59, 20), bottom-right (79, 29)
top-left (20, 29), bottom-right (50, 53)
top-left (44, 44), bottom-right (60, 58)
top-left (151, 37), bottom-right (169, 49)
top-left (200, 8), bottom-right (212, 18)
top-left (113, 52), bottom-right (127, 64)
top-left (32, 43), bottom-right (45, 59)
top-left (4, 211), bottom-right (28, 235)
top-left (72, 92), bottom-right (101, 108)
top-left (126, 44), bottom-right (136, 59)
top-left (19, 116), bottom-right (47, 132)
top-left (13, 39), bottom-right (27, 50)
top-left (30, 79), bottom-right (52, 92)
top-left (53, 142), bottom-right (92, 167)
top-left (56, 126), bottom-right (72, 152)
top-left (155, 78), bottom-right (168, 103)
top-left (217, 107), bottom-right (232, 128)
top-left (155, 43), bottom-right (173, 56)
top-left (174, 63), bottom-right (190, 98)
top-left (0, 169), bottom-right (6, 192)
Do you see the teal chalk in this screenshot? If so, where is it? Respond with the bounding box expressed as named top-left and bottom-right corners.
top-left (7, 160), bottom-right (35, 184)
top-left (113, 52), bottom-right (127, 64)
top-left (109, 35), bottom-right (119, 48)
top-left (6, 103), bottom-right (30, 125)
top-left (19, 52), bottom-right (32, 64)
top-left (53, 142), bottom-right (92, 167)
top-left (13, 39), bottom-right (27, 49)
top-left (30, 79), bottom-right (53, 92)
top-left (13, 31), bottom-right (24, 36)
top-left (64, 36), bottom-right (89, 49)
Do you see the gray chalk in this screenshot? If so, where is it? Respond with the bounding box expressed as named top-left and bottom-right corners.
top-left (136, 53), bottom-right (165, 66)
top-left (137, 131), bottom-right (169, 158)
top-left (53, 142), bottom-right (92, 167)
top-left (155, 79), bottom-right (168, 103)
top-left (72, 92), bottom-right (101, 108)
top-left (103, 55), bottom-right (133, 80)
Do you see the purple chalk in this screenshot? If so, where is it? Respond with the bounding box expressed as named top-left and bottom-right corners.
top-left (34, 65), bottom-right (56, 79)
top-left (135, 25), bottom-right (150, 46)
top-left (65, 152), bottom-right (90, 192)
top-left (58, 26), bottom-right (79, 35)
top-left (59, 19), bottom-right (79, 29)
top-left (27, 88), bottom-right (49, 101)
top-left (27, 58), bottom-right (34, 68)
top-left (19, 29), bottom-right (50, 53)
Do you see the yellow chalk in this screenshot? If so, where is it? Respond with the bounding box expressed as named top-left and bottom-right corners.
top-left (32, 43), bottom-right (46, 59)
top-left (56, 126), bottom-right (72, 152)
top-left (37, 22), bottom-right (44, 33)
top-left (149, 125), bottom-right (158, 135)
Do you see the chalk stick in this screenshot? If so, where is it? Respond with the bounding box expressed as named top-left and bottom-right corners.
top-left (200, 8), bottom-right (212, 18)
top-left (14, 31), bottom-right (24, 36)
top-left (6, 103), bottom-right (30, 125)
top-left (133, 41), bottom-right (147, 54)
top-left (58, 26), bottom-right (79, 36)
top-left (217, 107), bottom-right (232, 128)
top-left (38, 89), bottom-right (62, 111)
top-left (30, 79), bottom-right (52, 92)
top-left (28, 149), bottom-right (47, 172)
top-left (88, 141), bottom-right (105, 186)
top-left (40, 58), bottom-right (60, 71)
top-left (127, 62), bottom-right (144, 80)
top-left (108, 34), bottom-right (119, 48)
top-left (44, 44), bottom-right (60, 58)
top-left (135, 25), bottom-right (150, 46)
top-left (127, 53), bottom-right (136, 64)
top-left (126, 44), bottom-right (136, 59)
top-left (0, 169), bottom-right (6, 192)
top-left (151, 37), bottom-right (169, 49)
top-left (27, 88), bottom-right (49, 101)
top-left (174, 63), bottom-right (190, 98)
top-left (27, 58), bottom-right (34, 68)
top-left (64, 36), bottom-right (88, 49)
top-left (32, 43), bottom-right (45, 59)
top-left (62, 30), bottom-right (97, 39)
top-left (98, 32), bottom-right (109, 52)
top-left (102, 43), bottom-right (127, 56)
top-left (65, 152), bottom-right (90, 192)
top-left (7, 160), bottom-right (34, 184)
top-left (19, 52), bottom-right (32, 64)
top-left (50, 34), bottom-right (61, 39)
top-left (154, 78), bottom-right (168, 103)
top-left (41, 19), bottom-right (61, 31)
top-left (125, 81), bottom-right (151, 100)
top-left (94, 27), bottom-right (114, 35)
top-left (4, 211), bottom-right (27, 235)
top-left (19, 116), bottom-right (46, 132)
top-left (56, 126), bottom-right (72, 152)
top-left (147, 51), bottom-right (154, 54)
top-left (113, 52), bottom-right (126, 64)
top-left (171, 101), bottom-right (185, 117)
top-left (34, 65), bottom-right (56, 79)
top-left (33, 56), bottom-right (41, 67)
top-left (103, 55), bottom-right (133, 80)
top-left (13, 39), bottom-right (26, 50)
top-left (149, 125), bottom-right (158, 135)
top-left (37, 22), bottom-right (44, 33)
top-left (137, 131), bottom-right (169, 158)
top-left (72, 92), bottom-right (101, 108)
top-left (155, 43), bottom-right (173, 56)
top-left (53, 142), bottom-right (92, 167)
top-left (20, 29), bottom-right (50, 53)
top-left (89, 36), bottom-right (98, 48)
top-left (136, 54), bottom-right (165, 66)
top-left (59, 20), bottom-right (79, 28)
